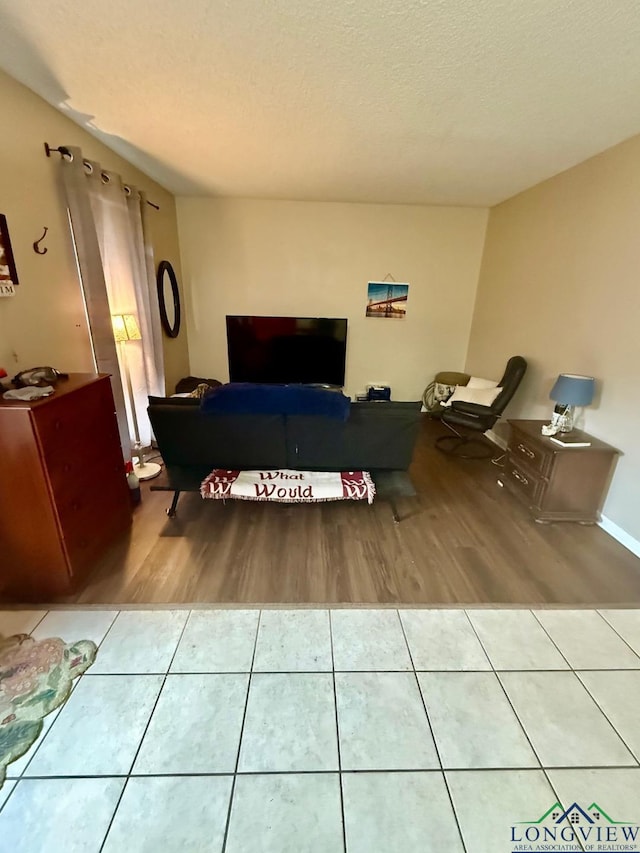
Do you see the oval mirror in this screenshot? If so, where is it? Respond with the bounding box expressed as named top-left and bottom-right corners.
top-left (157, 260), bottom-right (181, 338)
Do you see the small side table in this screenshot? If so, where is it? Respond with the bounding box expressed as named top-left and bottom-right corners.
top-left (497, 419), bottom-right (619, 524)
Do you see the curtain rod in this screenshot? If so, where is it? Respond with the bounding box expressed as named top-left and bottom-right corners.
top-left (44, 142), bottom-right (160, 210)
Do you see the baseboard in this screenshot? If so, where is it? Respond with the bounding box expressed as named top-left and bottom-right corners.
top-left (599, 516), bottom-right (640, 559)
top-left (485, 429), bottom-right (507, 450)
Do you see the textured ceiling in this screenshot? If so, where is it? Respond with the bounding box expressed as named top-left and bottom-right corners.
top-left (2, 1), bottom-right (640, 205)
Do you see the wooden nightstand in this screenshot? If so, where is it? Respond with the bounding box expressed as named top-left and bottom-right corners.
top-left (497, 419), bottom-right (619, 524)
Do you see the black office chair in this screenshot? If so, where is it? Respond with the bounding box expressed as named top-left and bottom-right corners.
top-left (435, 356), bottom-right (528, 458)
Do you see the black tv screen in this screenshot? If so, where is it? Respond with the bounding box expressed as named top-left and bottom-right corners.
top-left (226, 316), bottom-right (348, 386)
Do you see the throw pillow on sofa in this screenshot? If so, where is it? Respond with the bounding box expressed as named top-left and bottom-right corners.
top-left (201, 383), bottom-right (351, 421)
top-left (175, 376), bottom-right (222, 395)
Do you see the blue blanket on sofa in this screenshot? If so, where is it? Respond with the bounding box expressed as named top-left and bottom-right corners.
top-left (201, 383), bottom-right (351, 421)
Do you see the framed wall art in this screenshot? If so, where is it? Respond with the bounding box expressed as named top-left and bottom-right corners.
top-left (366, 281), bottom-right (409, 318)
top-left (0, 214), bottom-right (19, 297)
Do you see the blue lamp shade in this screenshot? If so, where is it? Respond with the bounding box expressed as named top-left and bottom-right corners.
top-left (549, 374), bottom-right (595, 406)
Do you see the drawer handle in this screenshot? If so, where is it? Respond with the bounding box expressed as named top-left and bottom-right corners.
top-left (517, 443), bottom-right (535, 459)
top-left (512, 469), bottom-right (529, 486)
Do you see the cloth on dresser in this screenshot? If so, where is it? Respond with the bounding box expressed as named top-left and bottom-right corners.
top-left (2, 385), bottom-right (55, 401)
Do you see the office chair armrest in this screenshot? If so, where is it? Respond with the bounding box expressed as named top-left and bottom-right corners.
top-left (448, 401), bottom-right (494, 418)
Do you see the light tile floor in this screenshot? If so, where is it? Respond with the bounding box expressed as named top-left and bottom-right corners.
top-left (1, 607), bottom-right (640, 852)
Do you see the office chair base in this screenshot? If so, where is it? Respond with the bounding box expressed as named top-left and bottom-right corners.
top-left (435, 434), bottom-right (495, 459)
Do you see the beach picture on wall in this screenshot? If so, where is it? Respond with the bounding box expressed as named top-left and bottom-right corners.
top-left (366, 282), bottom-right (409, 318)
top-left (0, 214), bottom-right (18, 297)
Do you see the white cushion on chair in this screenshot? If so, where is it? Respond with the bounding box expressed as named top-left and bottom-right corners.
top-left (466, 376), bottom-right (499, 389)
top-left (441, 385), bottom-right (501, 408)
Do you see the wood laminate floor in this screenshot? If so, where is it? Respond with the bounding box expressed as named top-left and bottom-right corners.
top-left (56, 419), bottom-right (640, 605)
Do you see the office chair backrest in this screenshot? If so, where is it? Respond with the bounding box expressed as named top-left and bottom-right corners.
top-left (491, 356), bottom-right (528, 414)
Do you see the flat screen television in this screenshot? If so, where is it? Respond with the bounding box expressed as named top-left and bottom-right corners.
top-left (226, 315), bottom-right (348, 386)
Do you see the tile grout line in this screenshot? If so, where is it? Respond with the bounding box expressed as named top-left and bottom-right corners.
top-left (0, 782), bottom-right (17, 818)
top-left (7, 763), bottom-right (640, 781)
top-left (461, 618), bottom-right (590, 851)
top-left (77, 665), bottom-right (640, 675)
top-left (596, 609), bottom-right (640, 662)
top-left (220, 609), bottom-right (262, 853)
top-left (396, 609), bottom-right (469, 853)
top-left (328, 610), bottom-right (348, 853)
top-left (527, 610), bottom-right (640, 768)
top-left (529, 609), bottom-right (605, 669)
top-left (465, 609), bottom-right (639, 771)
top-left (523, 609), bottom-right (575, 669)
top-left (28, 610), bottom-right (50, 635)
top-left (572, 672), bottom-right (640, 767)
top-left (537, 769), bottom-right (589, 853)
top-left (97, 609), bottom-right (192, 853)
top-left (462, 610), bottom-right (545, 771)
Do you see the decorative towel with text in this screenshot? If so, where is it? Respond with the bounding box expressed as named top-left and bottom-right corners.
top-left (200, 469), bottom-right (375, 504)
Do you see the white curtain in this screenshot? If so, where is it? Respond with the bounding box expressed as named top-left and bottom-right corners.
top-left (59, 146), bottom-right (165, 457)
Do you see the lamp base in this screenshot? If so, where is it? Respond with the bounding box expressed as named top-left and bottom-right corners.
top-left (134, 460), bottom-right (162, 481)
top-left (557, 404), bottom-right (575, 432)
top-left (547, 403), bottom-right (576, 433)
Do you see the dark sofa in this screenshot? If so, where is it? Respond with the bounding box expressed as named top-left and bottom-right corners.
top-left (148, 392), bottom-right (422, 517)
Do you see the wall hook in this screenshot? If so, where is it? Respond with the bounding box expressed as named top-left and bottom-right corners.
top-left (33, 227), bottom-right (49, 255)
top-left (382, 272), bottom-right (396, 282)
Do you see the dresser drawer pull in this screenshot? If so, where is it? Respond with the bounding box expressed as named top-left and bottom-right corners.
top-left (512, 469), bottom-right (529, 486)
top-left (517, 443), bottom-right (535, 459)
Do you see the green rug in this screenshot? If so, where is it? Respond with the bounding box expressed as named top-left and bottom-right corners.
top-left (0, 633), bottom-right (96, 787)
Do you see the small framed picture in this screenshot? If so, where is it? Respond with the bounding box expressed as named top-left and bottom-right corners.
top-left (0, 214), bottom-right (19, 296)
top-left (366, 282), bottom-right (409, 318)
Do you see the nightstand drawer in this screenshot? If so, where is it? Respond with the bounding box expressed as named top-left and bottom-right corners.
top-left (503, 458), bottom-right (542, 504)
top-left (508, 432), bottom-right (552, 476)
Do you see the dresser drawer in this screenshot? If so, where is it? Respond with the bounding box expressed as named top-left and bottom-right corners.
top-left (56, 457), bottom-right (131, 574)
top-left (46, 442), bottom-right (123, 503)
top-left (34, 379), bottom-right (121, 467)
top-left (508, 431), bottom-right (552, 477)
top-left (503, 457), bottom-right (543, 505)
top-left (54, 452), bottom-right (127, 528)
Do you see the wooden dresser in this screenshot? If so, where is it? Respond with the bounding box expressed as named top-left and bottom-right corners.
top-left (0, 374), bottom-right (131, 599)
top-left (497, 419), bottom-right (619, 524)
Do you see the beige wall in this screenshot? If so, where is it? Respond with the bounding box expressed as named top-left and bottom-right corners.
top-left (466, 133), bottom-right (640, 541)
top-left (176, 198), bottom-right (488, 401)
top-left (0, 69), bottom-right (189, 393)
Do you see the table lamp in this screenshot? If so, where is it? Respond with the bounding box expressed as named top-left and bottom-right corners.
top-left (543, 373), bottom-right (595, 435)
top-left (112, 313), bottom-right (161, 480)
